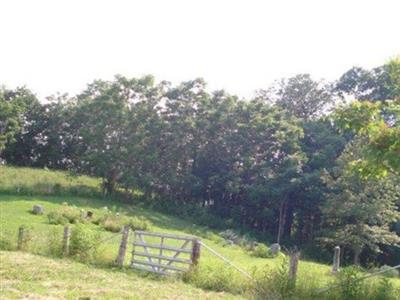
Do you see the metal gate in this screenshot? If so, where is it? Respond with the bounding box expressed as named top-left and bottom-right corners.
top-left (131, 231), bottom-right (200, 275)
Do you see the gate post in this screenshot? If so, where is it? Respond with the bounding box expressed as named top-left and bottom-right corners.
top-left (116, 225), bottom-right (130, 267)
top-left (17, 226), bottom-right (25, 251)
top-left (288, 250), bottom-right (300, 289)
top-left (62, 225), bottom-right (71, 256)
top-left (191, 239), bottom-right (201, 266)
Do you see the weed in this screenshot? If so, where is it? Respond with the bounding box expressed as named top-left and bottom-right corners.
top-left (46, 227), bottom-right (63, 257)
top-left (336, 266), bottom-right (366, 300)
top-left (69, 224), bottom-right (101, 263)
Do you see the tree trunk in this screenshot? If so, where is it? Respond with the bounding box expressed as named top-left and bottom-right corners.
top-left (354, 248), bottom-right (361, 265)
top-left (283, 203), bottom-right (294, 239)
top-left (277, 201), bottom-right (287, 244)
top-left (105, 178), bottom-right (116, 196)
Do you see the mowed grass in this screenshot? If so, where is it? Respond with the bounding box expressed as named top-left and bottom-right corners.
top-left (0, 165), bottom-right (399, 298)
top-left (0, 251), bottom-right (240, 300)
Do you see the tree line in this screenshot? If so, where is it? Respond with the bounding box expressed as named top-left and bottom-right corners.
top-left (1, 58), bottom-right (399, 266)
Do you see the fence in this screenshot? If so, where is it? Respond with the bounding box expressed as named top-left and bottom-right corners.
top-left (10, 225), bottom-right (400, 293)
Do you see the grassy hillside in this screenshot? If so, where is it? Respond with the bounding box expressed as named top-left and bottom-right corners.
top-left (0, 251), bottom-right (239, 299)
top-left (0, 166), bottom-right (399, 299)
top-left (0, 165), bottom-right (101, 197)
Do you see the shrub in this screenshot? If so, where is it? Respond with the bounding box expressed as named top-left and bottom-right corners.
top-left (93, 211), bottom-right (150, 233)
top-left (127, 216), bottom-right (150, 231)
top-left (47, 204), bottom-right (85, 225)
top-left (252, 258), bottom-right (294, 299)
top-left (102, 217), bottom-right (122, 233)
top-left (48, 210), bottom-right (69, 225)
top-left (372, 278), bottom-right (398, 300)
top-left (251, 243), bottom-right (270, 258)
top-left (336, 266), bottom-right (366, 300)
top-left (63, 206), bottom-right (84, 224)
top-left (69, 224), bottom-right (101, 263)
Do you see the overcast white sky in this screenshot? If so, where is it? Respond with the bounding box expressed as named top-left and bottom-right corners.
top-left (0, 0), bottom-right (399, 100)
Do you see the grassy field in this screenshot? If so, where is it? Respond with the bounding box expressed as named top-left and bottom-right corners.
top-left (0, 251), bottom-right (240, 299)
top-left (0, 165), bottom-right (399, 299)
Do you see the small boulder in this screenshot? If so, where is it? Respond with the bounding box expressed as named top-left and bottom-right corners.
top-left (222, 239), bottom-right (234, 247)
top-left (32, 204), bottom-right (44, 215)
top-left (269, 243), bottom-right (281, 255)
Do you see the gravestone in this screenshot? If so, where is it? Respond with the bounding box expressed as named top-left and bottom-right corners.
top-left (32, 204), bottom-right (44, 215)
top-left (269, 243), bottom-right (281, 255)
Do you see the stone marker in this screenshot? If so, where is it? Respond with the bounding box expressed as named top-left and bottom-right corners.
top-left (32, 204), bottom-right (44, 215)
top-left (223, 239), bottom-right (234, 247)
top-left (332, 246), bottom-right (340, 274)
top-left (269, 243), bottom-right (281, 255)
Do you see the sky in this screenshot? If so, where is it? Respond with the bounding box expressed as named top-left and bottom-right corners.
top-left (0, 0), bottom-right (399, 100)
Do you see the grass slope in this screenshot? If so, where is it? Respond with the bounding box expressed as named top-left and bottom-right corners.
top-left (0, 251), bottom-right (240, 299)
top-left (0, 165), bottom-right (399, 299)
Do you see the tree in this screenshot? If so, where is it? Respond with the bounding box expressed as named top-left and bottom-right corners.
top-left (73, 75), bottom-right (159, 195)
top-left (0, 86), bottom-right (38, 153)
top-left (322, 142), bottom-right (400, 264)
top-left (257, 74), bottom-right (345, 244)
top-left (334, 99), bottom-right (400, 177)
top-left (257, 74), bottom-right (334, 121)
top-left (2, 94), bottom-right (77, 169)
top-left (335, 57), bottom-right (400, 101)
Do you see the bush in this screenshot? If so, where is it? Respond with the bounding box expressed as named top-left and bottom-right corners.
top-left (371, 278), bottom-right (398, 300)
top-left (69, 224), bottom-right (101, 263)
top-left (336, 266), bottom-right (366, 300)
top-left (378, 265), bottom-right (399, 278)
top-left (251, 243), bottom-right (271, 258)
top-left (47, 203), bottom-right (85, 225)
top-left (253, 259), bottom-right (294, 299)
top-left (127, 216), bottom-right (150, 231)
top-left (102, 217), bottom-right (122, 233)
top-left (48, 210), bottom-right (69, 225)
top-left (93, 210), bottom-right (150, 233)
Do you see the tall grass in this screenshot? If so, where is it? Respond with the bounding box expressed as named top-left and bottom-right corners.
top-left (0, 166), bottom-right (102, 198)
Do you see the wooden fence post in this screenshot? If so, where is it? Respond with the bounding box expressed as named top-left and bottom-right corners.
top-left (62, 225), bottom-right (71, 256)
top-left (288, 250), bottom-right (300, 289)
top-left (191, 239), bottom-right (201, 266)
top-left (332, 246), bottom-right (340, 274)
top-left (116, 225), bottom-right (130, 267)
top-left (17, 226), bottom-right (25, 251)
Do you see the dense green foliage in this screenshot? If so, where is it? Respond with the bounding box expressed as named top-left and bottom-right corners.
top-left (1, 58), bottom-right (399, 266)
